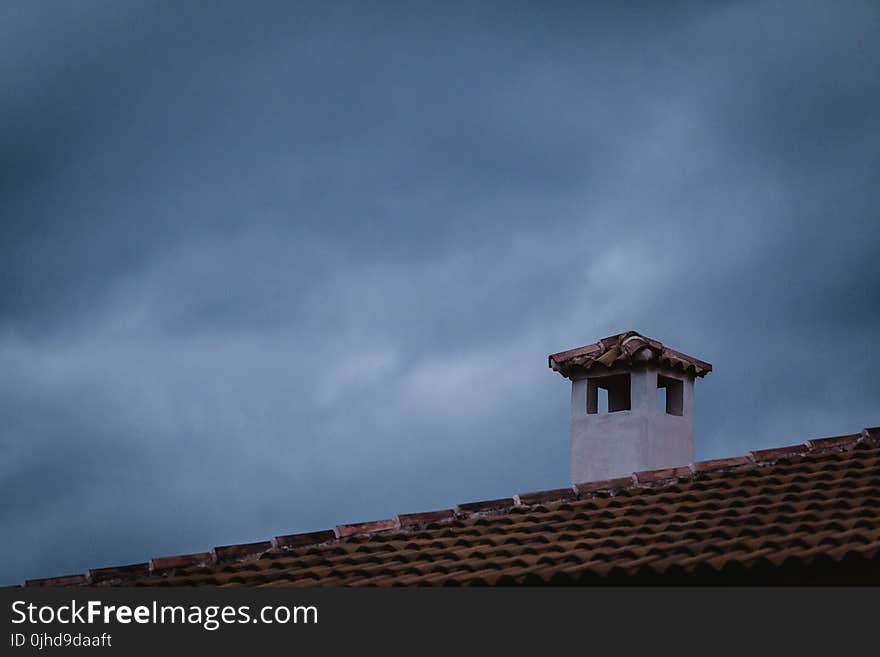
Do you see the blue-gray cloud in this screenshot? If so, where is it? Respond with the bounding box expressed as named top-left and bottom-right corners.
top-left (1, 0), bottom-right (878, 584)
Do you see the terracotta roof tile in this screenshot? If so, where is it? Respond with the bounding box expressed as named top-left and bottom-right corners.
top-left (150, 552), bottom-right (213, 572)
top-left (633, 466), bottom-right (693, 484)
top-left (549, 331), bottom-right (712, 379)
top-left (213, 541), bottom-right (272, 563)
top-left (336, 519), bottom-right (396, 538)
top-left (691, 456), bottom-right (753, 472)
top-left (22, 426), bottom-right (880, 587)
top-left (456, 498), bottom-right (515, 515)
top-left (574, 476), bottom-right (634, 495)
top-left (272, 530), bottom-right (336, 550)
top-left (24, 574), bottom-right (88, 587)
top-left (749, 444), bottom-right (807, 462)
top-left (805, 433), bottom-right (861, 451)
top-left (89, 563), bottom-right (149, 584)
top-left (396, 510), bottom-right (456, 528)
top-left (515, 487), bottom-right (578, 506)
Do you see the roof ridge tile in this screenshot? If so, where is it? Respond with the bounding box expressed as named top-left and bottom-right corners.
top-left (456, 498), bottom-right (515, 516)
top-left (335, 519), bottom-right (396, 538)
top-left (213, 541), bottom-right (272, 563)
top-left (396, 509), bottom-right (456, 528)
top-left (514, 487), bottom-right (578, 506)
top-left (574, 476), bottom-right (635, 496)
top-left (691, 456), bottom-right (753, 473)
top-left (24, 574), bottom-right (88, 587)
top-left (633, 466), bottom-right (693, 485)
top-left (150, 552), bottom-right (213, 573)
top-left (749, 444), bottom-right (807, 462)
top-left (89, 563), bottom-right (150, 584)
top-left (805, 433), bottom-right (861, 451)
top-left (272, 530), bottom-right (336, 550)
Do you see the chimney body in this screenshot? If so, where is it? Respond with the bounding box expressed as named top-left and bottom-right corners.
top-left (549, 331), bottom-right (712, 485)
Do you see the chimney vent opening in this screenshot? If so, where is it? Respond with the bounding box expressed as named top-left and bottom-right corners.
top-left (586, 373), bottom-right (631, 414)
top-left (658, 374), bottom-right (684, 416)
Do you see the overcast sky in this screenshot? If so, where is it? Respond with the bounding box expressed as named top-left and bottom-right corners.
top-left (2, 0), bottom-right (878, 584)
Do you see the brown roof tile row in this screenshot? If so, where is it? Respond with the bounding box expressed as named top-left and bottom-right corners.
top-left (21, 426), bottom-right (879, 587)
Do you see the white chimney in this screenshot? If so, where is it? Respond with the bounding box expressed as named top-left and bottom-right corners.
top-left (549, 331), bottom-right (712, 485)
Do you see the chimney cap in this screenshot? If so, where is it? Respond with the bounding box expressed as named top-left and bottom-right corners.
top-left (549, 330), bottom-right (712, 380)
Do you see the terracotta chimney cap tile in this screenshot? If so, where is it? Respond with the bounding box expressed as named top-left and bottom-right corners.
top-left (548, 342), bottom-right (603, 365)
top-left (549, 331), bottom-right (711, 379)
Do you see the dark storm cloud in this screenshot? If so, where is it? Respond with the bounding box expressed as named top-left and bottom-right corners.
top-left (1, 1), bottom-right (878, 583)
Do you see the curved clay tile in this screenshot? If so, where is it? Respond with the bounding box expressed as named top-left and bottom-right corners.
top-left (549, 330), bottom-right (712, 379)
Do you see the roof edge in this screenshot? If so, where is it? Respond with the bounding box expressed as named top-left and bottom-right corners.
top-left (20, 425), bottom-right (879, 587)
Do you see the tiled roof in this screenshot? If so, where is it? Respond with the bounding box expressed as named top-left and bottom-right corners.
top-left (549, 330), bottom-right (712, 379)
top-left (23, 427), bottom-right (880, 587)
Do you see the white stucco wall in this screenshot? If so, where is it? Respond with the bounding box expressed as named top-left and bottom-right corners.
top-left (569, 367), bottom-right (695, 484)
